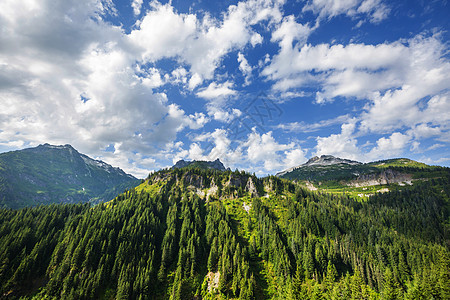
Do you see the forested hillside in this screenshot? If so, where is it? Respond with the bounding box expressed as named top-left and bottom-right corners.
top-left (0, 168), bottom-right (449, 299)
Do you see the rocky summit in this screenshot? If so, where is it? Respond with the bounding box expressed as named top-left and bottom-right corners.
top-left (172, 158), bottom-right (228, 171)
top-left (303, 155), bottom-right (362, 166)
top-left (276, 155), bottom-right (361, 177)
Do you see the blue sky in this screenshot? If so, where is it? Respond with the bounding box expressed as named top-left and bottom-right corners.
top-left (0, 0), bottom-right (449, 177)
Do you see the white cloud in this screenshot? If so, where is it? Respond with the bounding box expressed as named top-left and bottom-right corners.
top-left (176, 129), bottom-right (241, 166)
top-left (357, 0), bottom-right (390, 23)
top-left (410, 124), bottom-right (441, 139)
top-left (283, 148), bottom-right (307, 168)
top-left (170, 67), bottom-right (188, 84)
top-left (245, 130), bottom-right (296, 171)
top-left (188, 73), bottom-right (203, 90)
top-left (1, 0), bottom-right (447, 176)
top-left (129, 0), bottom-right (284, 84)
top-left (208, 108), bottom-right (242, 123)
top-left (271, 15), bottom-right (311, 49)
top-left (265, 31), bottom-right (450, 153)
top-left (237, 52), bottom-right (252, 85)
top-left (250, 33), bottom-right (263, 46)
top-left (303, 0), bottom-right (389, 23)
top-left (131, 0), bottom-right (143, 16)
top-left (277, 114), bottom-right (350, 133)
top-left (196, 81), bottom-right (237, 99)
top-left (367, 132), bottom-right (411, 160)
top-left (128, 2), bottom-right (197, 62)
top-left (315, 121), bottom-right (362, 161)
top-left (264, 41), bottom-right (406, 95)
top-left (426, 144), bottom-right (445, 151)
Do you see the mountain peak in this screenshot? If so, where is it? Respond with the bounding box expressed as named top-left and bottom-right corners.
top-left (276, 155), bottom-right (361, 177)
top-left (0, 143), bottom-right (138, 208)
top-left (37, 143), bottom-right (76, 151)
top-left (172, 158), bottom-right (227, 171)
top-left (304, 155), bottom-right (361, 167)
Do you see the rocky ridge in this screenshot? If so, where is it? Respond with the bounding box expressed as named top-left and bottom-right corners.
top-left (276, 155), bottom-right (361, 177)
top-left (172, 158), bottom-right (228, 171)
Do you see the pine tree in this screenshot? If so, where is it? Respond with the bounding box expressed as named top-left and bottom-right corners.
top-left (382, 268), bottom-right (400, 300)
top-left (438, 250), bottom-right (450, 300)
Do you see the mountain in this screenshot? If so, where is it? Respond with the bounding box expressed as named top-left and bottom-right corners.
top-left (0, 144), bottom-right (140, 208)
top-left (276, 155), bottom-right (449, 196)
top-left (276, 155), bottom-right (361, 177)
top-left (172, 158), bottom-right (228, 171)
top-left (0, 167), bottom-right (448, 299)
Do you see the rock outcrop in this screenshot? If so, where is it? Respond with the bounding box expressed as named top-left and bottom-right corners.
top-left (348, 169), bottom-right (413, 187)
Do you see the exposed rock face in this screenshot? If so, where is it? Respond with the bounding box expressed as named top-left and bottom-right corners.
top-left (276, 155), bottom-right (361, 176)
top-left (264, 178), bottom-right (275, 192)
top-left (348, 169), bottom-right (413, 187)
top-left (245, 177), bottom-right (259, 197)
top-left (225, 173), bottom-right (245, 188)
top-left (183, 172), bottom-right (205, 189)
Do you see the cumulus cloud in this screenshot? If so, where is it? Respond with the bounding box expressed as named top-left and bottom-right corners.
top-left (277, 114), bottom-right (351, 133)
top-left (1, 0), bottom-right (448, 176)
top-left (129, 0), bottom-right (284, 83)
top-left (264, 40), bottom-right (407, 96)
top-left (196, 81), bottom-right (237, 99)
top-left (173, 129), bottom-right (241, 166)
top-left (303, 0), bottom-right (390, 23)
top-left (315, 121), bottom-right (362, 161)
top-left (131, 0), bottom-right (143, 16)
top-left (250, 33), bottom-right (263, 46)
top-left (358, 36), bottom-right (450, 133)
top-left (0, 0), bottom-right (289, 176)
top-left (237, 52), bottom-right (253, 85)
top-left (261, 15), bottom-right (312, 87)
top-left (265, 31), bottom-right (449, 158)
top-left (242, 130), bottom-right (307, 172)
top-left (367, 132), bottom-right (411, 160)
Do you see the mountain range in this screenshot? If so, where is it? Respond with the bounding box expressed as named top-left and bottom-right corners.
top-left (0, 144), bottom-right (139, 209)
top-left (1, 145), bottom-right (448, 209)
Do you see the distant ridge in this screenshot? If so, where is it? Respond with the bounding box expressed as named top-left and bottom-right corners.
top-left (276, 155), bottom-right (448, 191)
top-left (276, 155), bottom-right (361, 177)
top-left (172, 158), bottom-right (228, 171)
